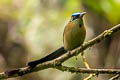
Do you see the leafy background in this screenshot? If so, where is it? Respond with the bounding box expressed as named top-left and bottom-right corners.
top-left (0, 0), bottom-right (120, 80)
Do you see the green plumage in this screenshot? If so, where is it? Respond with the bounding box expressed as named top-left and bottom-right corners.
top-left (63, 16), bottom-right (86, 50)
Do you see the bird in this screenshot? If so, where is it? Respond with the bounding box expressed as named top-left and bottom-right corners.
top-left (28, 12), bottom-right (86, 68)
top-left (64, 12), bottom-right (86, 50)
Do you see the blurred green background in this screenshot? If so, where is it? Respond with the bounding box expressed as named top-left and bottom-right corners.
top-left (0, 0), bottom-right (120, 80)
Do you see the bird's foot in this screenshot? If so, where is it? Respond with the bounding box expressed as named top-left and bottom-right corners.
top-left (68, 51), bottom-right (72, 56)
top-left (81, 51), bottom-right (85, 56)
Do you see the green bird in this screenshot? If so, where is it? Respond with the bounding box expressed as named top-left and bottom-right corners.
top-left (64, 12), bottom-right (86, 50)
top-left (28, 12), bottom-right (86, 68)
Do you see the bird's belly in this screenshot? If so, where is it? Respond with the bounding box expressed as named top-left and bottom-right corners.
top-left (64, 26), bottom-right (86, 51)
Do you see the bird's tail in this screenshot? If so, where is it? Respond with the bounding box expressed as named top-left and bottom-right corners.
top-left (28, 46), bottom-right (67, 68)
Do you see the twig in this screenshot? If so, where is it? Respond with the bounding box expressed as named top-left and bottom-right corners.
top-left (55, 65), bottom-right (120, 74)
top-left (109, 74), bottom-right (120, 80)
top-left (81, 52), bottom-right (96, 80)
top-left (84, 74), bottom-right (95, 80)
top-left (81, 52), bottom-right (90, 69)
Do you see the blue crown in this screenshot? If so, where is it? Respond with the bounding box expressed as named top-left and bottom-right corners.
top-left (72, 12), bottom-right (80, 16)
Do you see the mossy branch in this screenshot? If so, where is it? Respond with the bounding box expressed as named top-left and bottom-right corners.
top-left (55, 65), bottom-right (120, 74)
top-left (0, 24), bottom-right (120, 79)
top-left (54, 24), bottom-right (120, 63)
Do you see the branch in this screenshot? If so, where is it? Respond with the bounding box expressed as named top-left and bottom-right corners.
top-left (109, 74), bottom-right (120, 80)
top-left (55, 65), bottom-right (120, 74)
top-left (81, 53), bottom-right (96, 80)
top-left (54, 24), bottom-right (120, 63)
top-left (0, 24), bottom-right (120, 79)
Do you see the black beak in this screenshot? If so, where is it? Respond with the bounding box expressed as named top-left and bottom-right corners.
top-left (80, 12), bottom-right (86, 18)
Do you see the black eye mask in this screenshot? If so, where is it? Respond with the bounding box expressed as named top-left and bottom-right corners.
top-left (71, 15), bottom-right (80, 21)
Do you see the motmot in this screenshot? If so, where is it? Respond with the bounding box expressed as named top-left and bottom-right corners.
top-left (28, 12), bottom-right (86, 68)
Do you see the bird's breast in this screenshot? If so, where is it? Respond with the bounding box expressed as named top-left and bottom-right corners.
top-left (63, 21), bottom-right (86, 51)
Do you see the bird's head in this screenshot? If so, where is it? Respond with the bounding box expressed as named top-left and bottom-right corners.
top-left (70, 12), bottom-right (86, 21)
